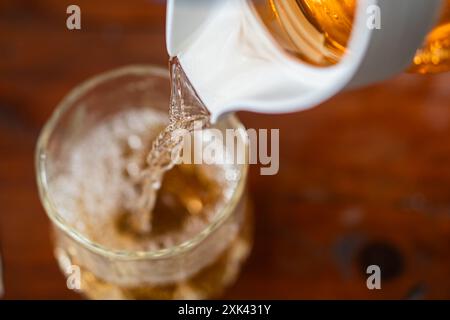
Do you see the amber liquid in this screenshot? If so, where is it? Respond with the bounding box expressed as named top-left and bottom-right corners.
top-left (411, 0), bottom-right (450, 73)
top-left (252, 0), bottom-right (450, 74)
top-left (55, 194), bottom-right (252, 300)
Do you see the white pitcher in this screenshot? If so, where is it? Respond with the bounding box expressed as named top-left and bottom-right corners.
top-left (166, 0), bottom-right (444, 122)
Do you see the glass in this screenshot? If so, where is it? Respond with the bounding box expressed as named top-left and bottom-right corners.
top-left (35, 65), bottom-right (253, 299)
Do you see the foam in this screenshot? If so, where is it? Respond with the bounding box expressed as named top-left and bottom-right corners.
top-left (50, 108), bottom-right (238, 251)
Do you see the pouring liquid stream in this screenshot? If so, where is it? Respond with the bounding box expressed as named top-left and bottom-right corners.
top-left (127, 58), bottom-right (211, 234)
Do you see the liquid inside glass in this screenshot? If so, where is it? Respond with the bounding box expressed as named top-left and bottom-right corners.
top-left (251, 0), bottom-right (450, 73)
top-left (49, 62), bottom-right (251, 299)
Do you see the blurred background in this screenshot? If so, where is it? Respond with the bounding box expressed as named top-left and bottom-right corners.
top-left (1, 0), bottom-right (450, 299)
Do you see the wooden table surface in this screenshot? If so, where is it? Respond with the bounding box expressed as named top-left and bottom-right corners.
top-left (1, 0), bottom-right (450, 299)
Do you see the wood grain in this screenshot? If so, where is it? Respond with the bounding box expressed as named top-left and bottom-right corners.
top-left (1, 0), bottom-right (450, 299)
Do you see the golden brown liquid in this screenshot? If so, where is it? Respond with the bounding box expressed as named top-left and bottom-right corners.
top-left (252, 0), bottom-right (354, 66)
top-left (252, 0), bottom-right (450, 74)
top-left (55, 194), bottom-right (253, 300)
top-left (410, 0), bottom-right (450, 73)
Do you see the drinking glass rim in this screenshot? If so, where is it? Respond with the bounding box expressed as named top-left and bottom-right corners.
top-left (35, 64), bottom-right (249, 261)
